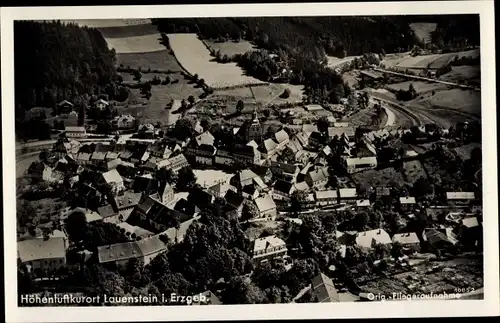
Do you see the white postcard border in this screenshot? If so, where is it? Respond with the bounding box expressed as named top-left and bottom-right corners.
top-left (2, 1), bottom-right (498, 322)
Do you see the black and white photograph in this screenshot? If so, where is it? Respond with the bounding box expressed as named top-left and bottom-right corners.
top-left (2, 1), bottom-right (499, 321)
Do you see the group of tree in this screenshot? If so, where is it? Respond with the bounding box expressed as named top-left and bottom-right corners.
top-left (395, 83), bottom-right (418, 101)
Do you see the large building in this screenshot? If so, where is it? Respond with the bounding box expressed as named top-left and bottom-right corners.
top-left (239, 110), bottom-right (263, 143)
top-left (252, 235), bottom-right (287, 264)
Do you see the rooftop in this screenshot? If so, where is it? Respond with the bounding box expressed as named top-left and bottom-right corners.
top-left (255, 194), bottom-right (277, 213)
top-left (18, 237), bottom-right (66, 263)
top-left (355, 229), bottom-right (391, 248)
top-left (392, 232), bottom-right (420, 245)
top-left (253, 235), bottom-right (286, 253)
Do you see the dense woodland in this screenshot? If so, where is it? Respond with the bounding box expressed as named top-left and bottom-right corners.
top-left (430, 15), bottom-right (480, 49)
top-left (14, 21), bottom-right (119, 123)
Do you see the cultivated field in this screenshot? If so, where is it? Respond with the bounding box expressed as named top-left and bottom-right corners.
top-left (381, 49), bottom-right (480, 70)
top-left (167, 33), bottom-right (266, 88)
top-left (117, 51), bottom-right (182, 72)
top-left (211, 83), bottom-right (303, 105)
top-left (386, 81), bottom-right (450, 94)
top-left (327, 55), bottom-right (359, 69)
top-left (439, 66), bottom-right (481, 84)
top-left (106, 33), bottom-right (166, 54)
top-left (409, 22), bottom-right (437, 43)
top-left (421, 88), bottom-right (481, 115)
top-left (205, 40), bottom-right (256, 56)
top-left (98, 23), bottom-right (159, 38)
top-left (60, 19), bottom-right (153, 28)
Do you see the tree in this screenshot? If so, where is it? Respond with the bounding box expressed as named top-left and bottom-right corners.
top-left (391, 242), bottom-right (404, 259)
top-left (187, 95), bottom-right (196, 105)
top-left (353, 211), bottom-right (369, 231)
top-left (290, 190), bottom-right (307, 213)
top-left (221, 277), bottom-right (267, 304)
top-left (236, 100), bottom-right (244, 113)
top-left (317, 116), bottom-right (330, 134)
top-left (176, 166), bottom-right (197, 191)
top-left (65, 210), bottom-right (88, 242)
top-left (280, 88), bottom-right (291, 99)
top-left (38, 149), bottom-right (50, 163)
top-left (77, 104), bottom-right (85, 126)
top-left (241, 200), bottom-right (259, 221)
top-left (133, 70), bottom-right (142, 81)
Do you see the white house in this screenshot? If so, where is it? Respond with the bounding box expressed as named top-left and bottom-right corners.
top-left (252, 235), bottom-right (288, 263)
top-left (355, 229), bottom-right (391, 249)
top-left (65, 126), bottom-right (87, 138)
top-left (255, 194), bottom-right (277, 220)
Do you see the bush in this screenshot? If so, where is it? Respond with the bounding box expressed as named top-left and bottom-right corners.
top-left (280, 88), bottom-right (291, 99)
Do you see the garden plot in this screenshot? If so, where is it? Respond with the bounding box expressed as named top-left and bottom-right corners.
top-left (409, 22), bottom-right (437, 43)
top-left (352, 167), bottom-right (405, 191)
top-left (205, 40), bottom-right (256, 56)
top-left (167, 33), bottom-right (266, 88)
top-left (106, 33), bottom-right (165, 54)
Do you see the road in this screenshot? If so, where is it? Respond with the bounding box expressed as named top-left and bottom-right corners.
top-left (368, 91), bottom-right (423, 126)
top-left (373, 68), bottom-right (480, 91)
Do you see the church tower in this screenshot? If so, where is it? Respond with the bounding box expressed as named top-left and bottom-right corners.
top-left (245, 109), bottom-right (263, 143)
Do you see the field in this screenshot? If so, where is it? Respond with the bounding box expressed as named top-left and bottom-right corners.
top-left (117, 51), bottom-right (182, 72)
top-left (439, 66), bottom-right (481, 84)
top-left (417, 89), bottom-right (481, 116)
top-left (346, 106), bottom-right (388, 128)
top-left (381, 49), bottom-right (480, 70)
top-left (205, 40), bottom-right (256, 56)
top-left (211, 83), bottom-right (304, 105)
top-left (327, 55), bottom-right (358, 69)
top-left (167, 33), bottom-right (266, 88)
top-left (409, 22), bottom-right (437, 43)
top-left (386, 81), bottom-right (450, 94)
top-left (403, 160), bottom-right (427, 184)
top-left (118, 72), bottom-right (203, 125)
top-left (352, 167), bottom-right (405, 191)
top-left (98, 23), bottom-right (159, 38)
top-left (106, 33), bottom-right (166, 54)
top-left (60, 19), bottom-right (153, 28)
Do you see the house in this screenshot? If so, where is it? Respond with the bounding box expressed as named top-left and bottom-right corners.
top-left (98, 204), bottom-right (119, 221)
top-left (333, 122), bottom-right (350, 128)
top-left (460, 217), bottom-right (482, 247)
top-left (26, 161), bottom-right (49, 181)
top-left (65, 126), bottom-right (87, 138)
top-left (249, 165), bottom-right (273, 184)
top-left (356, 199), bottom-right (371, 208)
top-left (230, 169), bottom-right (268, 193)
top-left (90, 151), bottom-right (107, 166)
top-left (343, 156), bottom-right (377, 174)
top-left (132, 177), bottom-right (160, 196)
top-left (355, 229), bottom-right (391, 249)
top-left (215, 148), bottom-right (234, 166)
top-left (260, 138), bottom-right (278, 159)
top-left (174, 198), bottom-right (200, 217)
top-left (308, 131), bottom-right (325, 148)
top-left (422, 228), bottom-right (458, 249)
top-left (304, 104), bottom-right (324, 112)
top-left (57, 100), bottom-right (74, 114)
top-left (187, 186), bottom-right (215, 211)
top-left (160, 216), bottom-right (200, 245)
top-left (167, 154), bottom-right (189, 172)
top-left (327, 127), bottom-right (356, 141)
top-left (106, 158), bottom-right (122, 170)
top-left (252, 235), bottom-right (287, 263)
top-left (195, 144), bottom-right (217, 165)
top-left (156, 183), bottom-right (175, 205)
top-left (274, 129), bottom-right (290, 150)
top-left (315, 190), bottom-right (338, 207)
top-left (149, 143), bottom-right (171, 159)
top-left (101, 169), bottom-right (125, 195)
top-left (138, 124), bottom-right (155, 134)
top-left (305, 167), bottom-right (329, 189)
top-left (52, 139), bottom-right (82, 158)
top-left (207, 181), bottom-right (231, 199)
top-left (97, 235), bottom-right (167, 268)
top-left (17, 237), bottom-right (67, 276)
top-left (310, 273), bottom-right (340, 302)
top-left (338, 188), bottom-right (358, 203)
top-left (112, 114), bottom-right (136, 129)
top-left (293, 181), bottom-right (310, 194)
top-left (254, 194), bottom-right (277, 220)
top-left (446, 192), bottom-right (475, 205)
top-left (399, 196), bottom-right (416, 211)
top-left (270, 161), bottom-right (300, 183)
top-left (95, 99), bottom-right (110, 110)
top-left (392, 232), bottom-right (420, 249)
top-left (273, 180), bottom-right (295, 202)
top-left (242, 185), bottom-right (260, 200)
top-left (375, 187), bottom-right (391, 199)
top-left (224, 190), bottom-right (246, 217)
top-left (113, 191), bottom-right (143, 220)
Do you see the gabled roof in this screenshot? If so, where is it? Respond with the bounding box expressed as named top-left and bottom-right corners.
top-left (132, 177), bottom-right (160, 195)
top-left (327, 127), bottom-right (355, 138)
top-left (114, 191), bottom-right (142, 210)
top-left (400, 196), bottom-right (416, 204)
top-left (97, 204), bottom-right (118, 218)
top-left (255, 194), bottom-right (276, 213)
top-left (339, 188), bottom-right (357, 199)
top-left (423, 228), bottom-right (458, 245)
top-left (253, 235), bottom-right (286, 253)
top-left (356, 199), bottom-right (371, 207)
top-left (274, 180), bottom-right (295, 195)
top-left (462, 217), bottom-right (479, 228)
top-left (102, 169), bottom-right (124, 184)
top-left (315, 190), bottom-right (338, 200)
top-left (446, 192), bottom-right (475, 200)
top-left (270, 161), bottom-right (300, 175)
top-left (311, 273), bottom-right (340, 302)
top-left (18, 237), bottom-right (66, 262)
top-left (187, 187), bottom-right (215, 210)
top-left (307, 167), bottom-right (329, 183)
top-left (355, 229), bottom-right (391, 248)
top-left (274, 129), bottom-right (290, 144)
top-left (260, 138), bottom-right (278, 153)
top-left (392, 232), bottom-right (420, 244)
top-left (195, 131), bottom-right (215, 146)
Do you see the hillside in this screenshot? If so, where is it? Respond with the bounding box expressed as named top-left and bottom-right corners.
top-left (14, 21), bottom-right (119, 117)
top-left (153, 16), bottom-right (418, 57)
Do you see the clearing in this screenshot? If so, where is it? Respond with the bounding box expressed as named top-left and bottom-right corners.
top-left (118, 73), bottom-right (203, 126)
top-left (205, 40), bottom-right (256, 56)
top-left (409, 22), bottom-right (437, 43)
top-left (117, 50), bottom-right (182, 72)
top-left (403, 160), bottom-right (427, 184)
top-left (210, 83), bottom-right (303, 106)
top-left (98, 23), bottom-right (159, 38)
top-left (352, 167), bottom-right (405, 191)
top-left (327, 55), bottom-right (359, 69)
top-left (167, 33), bottom-right (265, 88)
top-left (105, 33), bottom-right (166, 54)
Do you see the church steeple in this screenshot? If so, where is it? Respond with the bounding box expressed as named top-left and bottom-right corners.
top-left (252, 108), bottom-right (259, 124)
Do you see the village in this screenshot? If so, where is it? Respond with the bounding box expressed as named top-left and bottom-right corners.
top-left (14, 16), bottom-right (484, 305)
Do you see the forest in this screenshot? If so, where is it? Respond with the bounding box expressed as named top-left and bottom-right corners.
top-left (14, 21), bottom-right (119, 121)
